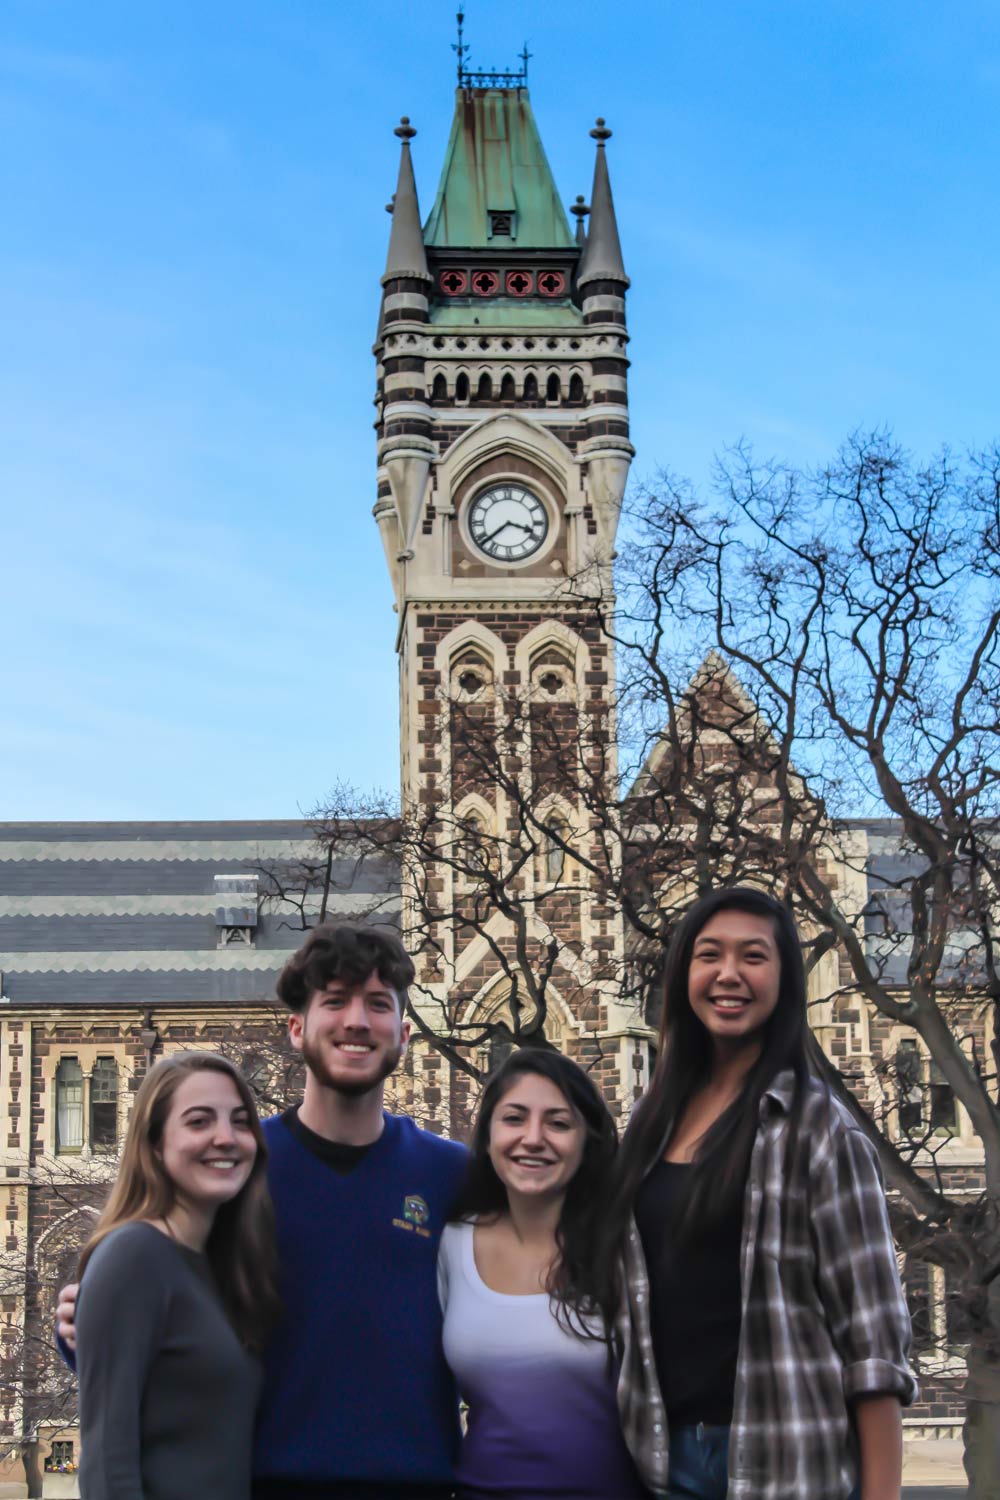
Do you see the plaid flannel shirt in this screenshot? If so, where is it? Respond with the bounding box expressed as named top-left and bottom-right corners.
top-left (616, 1071), bottom-right (917, 1500)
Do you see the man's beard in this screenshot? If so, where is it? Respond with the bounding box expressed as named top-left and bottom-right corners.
top-left (298, 1031), bottom-right (403, 1097)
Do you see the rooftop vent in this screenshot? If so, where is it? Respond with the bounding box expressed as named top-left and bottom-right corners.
top-left (214, 874), bottom-right (258, 946)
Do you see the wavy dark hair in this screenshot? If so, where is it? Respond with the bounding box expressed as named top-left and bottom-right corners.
top-left (451, 1048), bottom-right (620, 1340)
top-left (276, 921), bottom-right (414, 1014)
top-left (79, 1052), bottom-right (281, 1351)
top-left (607, 887), bottom-right (810, 1258)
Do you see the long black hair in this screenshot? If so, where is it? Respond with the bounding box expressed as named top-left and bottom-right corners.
top-left (610, 886), bottom-right (810, 1252)
top-left (451, 1048), bottom-right (620, 1338)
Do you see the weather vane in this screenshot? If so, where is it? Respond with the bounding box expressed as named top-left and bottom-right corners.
top-left (453, 8), bottom-right (531, 90)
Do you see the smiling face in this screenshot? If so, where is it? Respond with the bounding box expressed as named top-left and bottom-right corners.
top-left (487, 1071), bottom-right (585, 1206)
top-left (687, 908), bottom-right (782, 1058)
top-left (157, 1070), bottom-right (257, 1214)
top-left (288, 970), bottom-right (410, 1097)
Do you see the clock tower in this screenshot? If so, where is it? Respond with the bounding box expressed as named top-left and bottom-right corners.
top-left (373, 61), bottom-right (649, 1124)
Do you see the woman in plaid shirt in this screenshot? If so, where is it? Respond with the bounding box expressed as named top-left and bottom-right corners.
top-left (608, 887), bottom-right (916, 1500)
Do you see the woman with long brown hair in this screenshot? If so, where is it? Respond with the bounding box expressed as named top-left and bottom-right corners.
top-left (75, 1051), bottom-right (280, 1500)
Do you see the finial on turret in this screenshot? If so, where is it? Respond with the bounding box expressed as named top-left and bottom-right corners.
top-left (570, 195), bottom-right (590, 245)
top-left (590, 117), bottom-right (612, 144)
top-left (394, 116), bottom-right (416, 142)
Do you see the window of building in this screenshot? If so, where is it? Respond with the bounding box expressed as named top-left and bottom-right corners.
top-left (45, 1442), bottom-right (74, 1473)
top-left (489, 210), bottom-right (513, 237)
top-left (895, 1038), bottom-right (923, 1135)
top-left (455, 372), bottom-right (470, 403)
top-left (523, 373), bottom-right (538, 401)
top-left (539, 819), bottom-right (568, 887)
top-left (568, 372), bottom-right (585, 403)
top-left (476, 372), bottom-right (493, 402)
top-left (903, 1256), bottom-right (935, 1354)
top-left (929, 1060), bottom-right (958, 1134)
top-left (55, 1058), bottom-right (84, 1152)
top-left (895, 1037), bottom-right (959, 1139)
top-left (944, 1270), bottom-right (976, 1345)
top-left (488, 1025), bottom-right (515, 1073)
top-left (500, 372), bottom-right (516, 402)
top-left (431, 372), bottom-right (448, 402)
top-left (546, 372), bottom-right (561, 402)
top-left (90, 1057), bottom-right (118, 1151)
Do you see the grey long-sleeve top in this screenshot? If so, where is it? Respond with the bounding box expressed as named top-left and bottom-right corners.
top-left (76, 1221), bottom-right (262, 1500)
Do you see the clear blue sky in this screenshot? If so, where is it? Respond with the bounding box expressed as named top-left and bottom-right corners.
top-left (4, 0), bottom-right (998, 819)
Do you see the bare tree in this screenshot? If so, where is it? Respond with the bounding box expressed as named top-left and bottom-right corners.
top-left (596, 432), bottom-right (1000, 1495)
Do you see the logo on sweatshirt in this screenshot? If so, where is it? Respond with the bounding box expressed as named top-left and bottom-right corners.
top-left (392, 1193), bottom-right (431, 1239)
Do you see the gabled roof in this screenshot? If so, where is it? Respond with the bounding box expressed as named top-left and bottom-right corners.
top-left (423, 88), bottom-right (575, 250)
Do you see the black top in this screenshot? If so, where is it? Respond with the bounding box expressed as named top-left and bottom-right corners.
top-left (633, 1160), bottom-right (743, 1427)
top-left (77, 1221), bottom-right (262, 1500)
top-left (252, 1485), bottom-right (455, 1500)
top-left (280, 1106), bottom-right (375, 1175)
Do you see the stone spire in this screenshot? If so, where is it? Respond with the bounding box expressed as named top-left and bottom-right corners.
top-left (383, 118), bottom-right (430, 283)
top-left (577, 119), bottom-right (628, 288)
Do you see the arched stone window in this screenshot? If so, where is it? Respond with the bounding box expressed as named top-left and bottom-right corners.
top-left (431, 372), bottom-right (448, 402)
top-left (523, 372), bottom-right (539, 401)
top-left (538, 815), bottom-right (570, 887)
top-left (500, 372), bottom-right (516, 402)
top-left (546, 372), bottom-right (561, 402)
top-left (451, 648), bottom-right (493, 700)
top-left (476, 372), bottom-right (493, 402)
top-left (455, 808), bottom-right (491, 887)
top-left (529, 641), bottom-right (576, 702)
top-left (455, 372), bottom-right (470, 403)
top-left (568, 372), bottom-right (585, 403)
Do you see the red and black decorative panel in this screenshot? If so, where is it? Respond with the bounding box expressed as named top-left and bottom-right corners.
top-left (435, 265), bottom-right (571, 299)
top-left (439, 269), bottom-right (469, 296)
top-left (505, 269), bottom-right (534, 297)
top-left (471, 268), bottom-right (501, 296)
top-left (537, 270), bottom-right (567, 298)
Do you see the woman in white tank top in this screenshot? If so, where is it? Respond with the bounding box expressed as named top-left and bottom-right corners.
top-left (438, 1049), bottom-right (652, 1500)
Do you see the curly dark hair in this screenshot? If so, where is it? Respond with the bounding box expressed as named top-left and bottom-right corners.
top-left (275, 922), bottom-right (415, 1014)
top-left (450, 1048), bottom-right (620, 1342)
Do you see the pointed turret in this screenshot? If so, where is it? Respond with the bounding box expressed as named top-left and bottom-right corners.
top-left (383, 118), bottom-right (431, 283)
top-left (577, 119), bottom-right (628, 288)
top-left (575, 119), bottom-right (632, 555)
top-left (375, 117), bottom-right (435, 595)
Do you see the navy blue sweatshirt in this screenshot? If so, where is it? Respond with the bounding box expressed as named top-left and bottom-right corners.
top-left (253, 1111), bottom-right (468, 1495)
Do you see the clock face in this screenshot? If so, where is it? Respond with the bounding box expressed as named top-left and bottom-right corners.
top-left (467, 484), bottom-right (549, 562)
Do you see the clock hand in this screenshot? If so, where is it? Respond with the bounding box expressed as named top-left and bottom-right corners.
top-left (482, 519), bottom-right (532, 544)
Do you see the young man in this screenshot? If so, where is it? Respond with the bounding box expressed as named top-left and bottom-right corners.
top-left (59, 922), bottom-right (469, 1500)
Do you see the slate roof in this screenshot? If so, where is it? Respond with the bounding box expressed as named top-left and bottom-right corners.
top-left (0, 821), bottom-right (400, 1009)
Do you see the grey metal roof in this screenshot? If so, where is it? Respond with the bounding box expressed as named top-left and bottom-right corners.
top-left (0, 820), bottom-right (400, 1009)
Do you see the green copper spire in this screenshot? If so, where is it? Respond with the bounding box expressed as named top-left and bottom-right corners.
top-left (423, 88), bottom-right (575, 250)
